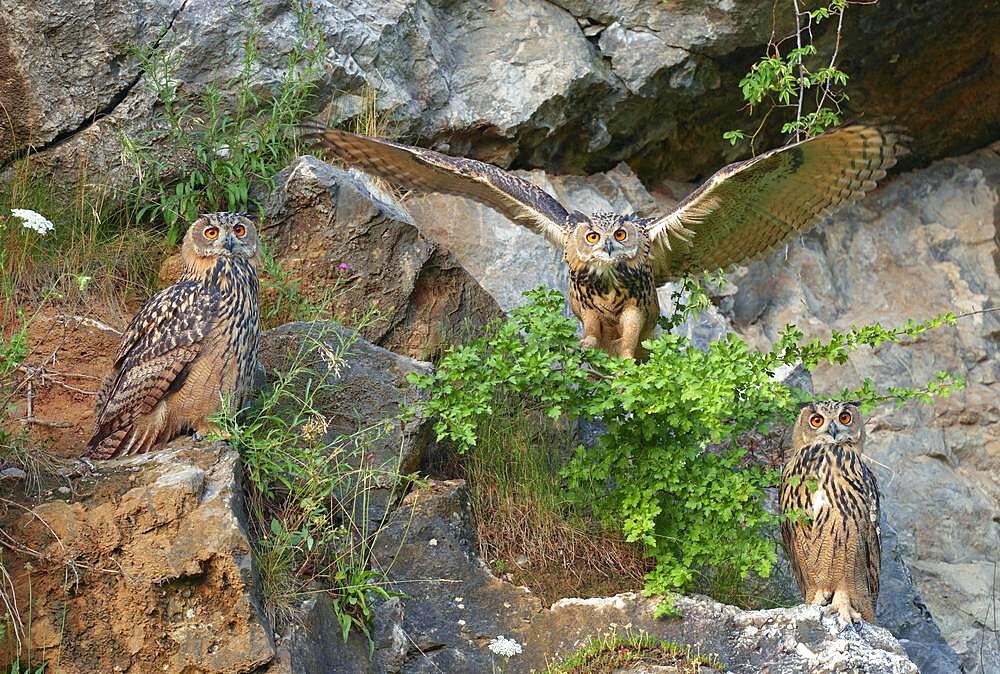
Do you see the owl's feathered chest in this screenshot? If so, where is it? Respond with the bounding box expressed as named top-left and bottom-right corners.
top-left (189, 257), bottom-right (260, 403)
top-left (568, 260), bottom-right (655, 316)
top-left (780, 442), bottom-right (879, 534)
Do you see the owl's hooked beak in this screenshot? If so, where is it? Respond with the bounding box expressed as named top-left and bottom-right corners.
top-left (223, 232), bottom-right (237, 252)
top-left (604, 239), bottom-right (614, 255)
top-left (827, 424), bottom-right (839, 440)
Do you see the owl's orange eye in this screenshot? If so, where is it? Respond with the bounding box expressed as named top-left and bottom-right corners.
top-left (839, 411), bottom-right (853, 425)
top-left (809, 414), bottom-right (825, 428)
top-left (613, 229), bottom-right (627, 242)
top-left (233, 224), bottom-right (247, 237)
top-left (203, 226), bottom-right (219, 240)
top-left (585, 231), bottom-right (600, 244)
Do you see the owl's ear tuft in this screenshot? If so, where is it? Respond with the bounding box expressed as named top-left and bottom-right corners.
top-left (568, 210), bottom-right (590, 225)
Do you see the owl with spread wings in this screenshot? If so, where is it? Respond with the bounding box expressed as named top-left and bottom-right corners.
top-left (306, 125), bottom-right (903, 359)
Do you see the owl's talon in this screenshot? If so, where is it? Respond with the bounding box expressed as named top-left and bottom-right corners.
top-left (811, 590), bottom-right (833, 606)
top-left (831, 592), bottom-right (863, 624)
top-left (579, 336), bottom-right (599, 350)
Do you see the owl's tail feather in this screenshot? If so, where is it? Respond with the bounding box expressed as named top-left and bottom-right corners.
top-left (83, 404), bottom-right (168, 460)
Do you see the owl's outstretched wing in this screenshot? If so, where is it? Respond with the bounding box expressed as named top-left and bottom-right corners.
top-left (645, 125), bottom-right (905, 284)
top-left (303, 128), bottom-right (571, 248)
top-left (86, 281), bottom-right (220, 459)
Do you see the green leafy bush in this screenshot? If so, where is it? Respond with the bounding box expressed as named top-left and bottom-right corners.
top-left (726, 0), bottom-right (861, 147)
top-left (410, 287), bottom-right (962, 597)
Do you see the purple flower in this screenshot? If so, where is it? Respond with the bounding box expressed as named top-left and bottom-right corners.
top-left (338, 262), bottom-right (351, 272)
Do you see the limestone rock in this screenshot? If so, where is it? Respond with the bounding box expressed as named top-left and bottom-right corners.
top-left (725, 143), bottom-right (1000, 673)
top-left (0, 0), bottom-right (179, 166)
top-left (6, 0), bottom-right (997, 184)
top-left (290, 480), bottom-right (921, 673)
top-left (263, 156), bottom-right (502, 360)
top-left (876, 516), bottom-right (964, 674)
top-left (4, 440), bottom-right (274, 674)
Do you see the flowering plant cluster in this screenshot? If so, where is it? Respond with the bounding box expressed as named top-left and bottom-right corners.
top-left (8, 209), bottom-right (54, 236)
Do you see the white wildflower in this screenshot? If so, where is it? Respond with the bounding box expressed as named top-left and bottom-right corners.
top-left (428, 538), bottom-right (438, 547)
top-left (10, 209), bottom-right (54, 236)
top-left (487, 635), bottom-right (522, 657)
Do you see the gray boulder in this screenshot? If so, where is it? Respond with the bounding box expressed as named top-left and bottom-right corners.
top-left (278, 479), bottom-right (921, 673)
top-left (264, 155), bottom-right (502, 360)
top-left (258, 321), bottom-right (434, 528)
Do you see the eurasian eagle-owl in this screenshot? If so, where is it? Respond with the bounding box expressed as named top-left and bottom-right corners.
top-left (306, 125), bottom-right (903, 360)
top-left (780, 400), bottom-right (881, 623)
top-left (85, 213), bottom-right (261, 459)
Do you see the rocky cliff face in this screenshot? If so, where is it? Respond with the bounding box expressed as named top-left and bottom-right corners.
top-left (3, 0), bottom-right (998, 182)
top-left (727, 143), bottom-right (1000, 674)
top-left (3, 451), bottom-right (926, 674)
top-left (3, 0), bottom-right (998, 672)
top-left (405, 144), bottom-right (1000, 672)
top-left (263, 157), bottom-right (502, 360)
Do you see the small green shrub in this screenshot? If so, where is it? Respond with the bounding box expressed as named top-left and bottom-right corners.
top-left (410, 287), bottom-right (962, 598)
top-left (123, 0), bottom-right (327, 243)
top-left (217, 317), bottom-right (396, 646)
top-left (547, 628), bottom-right (722, 673)
top-left (725, 0), bottom-right (865, 148)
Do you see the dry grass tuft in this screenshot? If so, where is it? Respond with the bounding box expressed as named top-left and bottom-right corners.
top-left (441, 398), bottom-right (651, 605)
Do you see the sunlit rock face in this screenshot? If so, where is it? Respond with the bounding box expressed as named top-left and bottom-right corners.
top-left (724, 144), bottom-right (1000, 674)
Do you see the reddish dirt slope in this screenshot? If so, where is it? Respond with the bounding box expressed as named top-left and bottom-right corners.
top-left (5, 307), bottom-right (126, 458)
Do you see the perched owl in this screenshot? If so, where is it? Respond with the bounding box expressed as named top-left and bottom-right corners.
top-left (84, 213), bottom-right (261, 459)
top-left (304, 125), bottom-right (903, 359)
top-left (780, 401), bottom-right (881, 623)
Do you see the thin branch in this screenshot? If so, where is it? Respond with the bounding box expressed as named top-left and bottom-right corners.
top-left (52, 314), bottom-right (121, 336)
top-left (815, 3), bottom-right (847, 116)
top-left (792, 0), bottom-right (806, 141)
top-left (18, 417), bottom-right (74, 429)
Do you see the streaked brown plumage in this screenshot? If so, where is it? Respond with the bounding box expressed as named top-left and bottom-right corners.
top-left (780, 401), bottom-right (881, 623)
top-left (304, 124), bottom-right (904, 359)
top-left (85, 213), bottom-right (261, 459)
